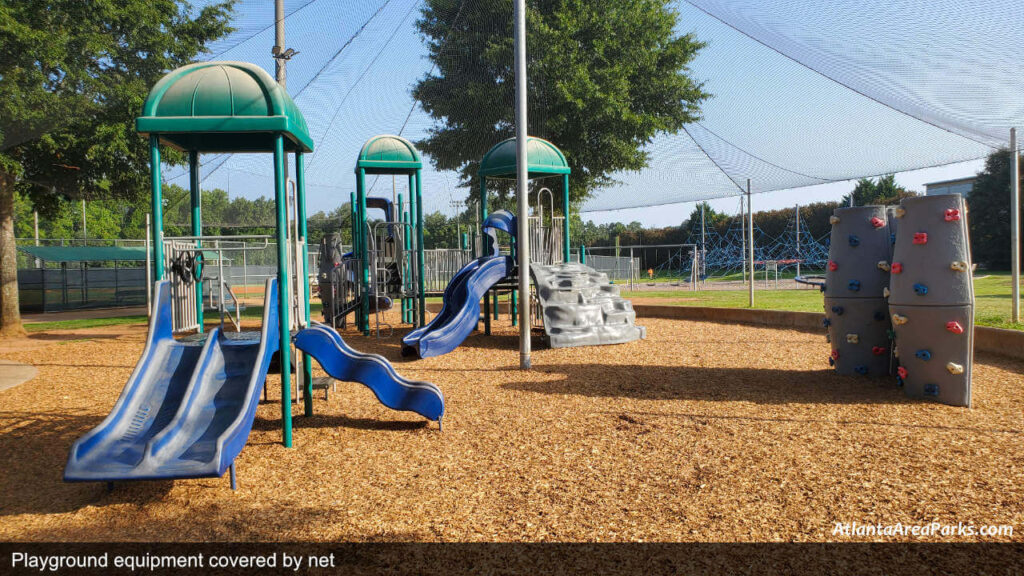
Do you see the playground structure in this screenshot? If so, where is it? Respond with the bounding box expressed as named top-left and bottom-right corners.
top-left (64, 62), bottom-right (444, 489)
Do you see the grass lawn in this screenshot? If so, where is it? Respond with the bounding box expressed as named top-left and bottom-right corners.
top-left (623, 272), bottom-right (1024, 331)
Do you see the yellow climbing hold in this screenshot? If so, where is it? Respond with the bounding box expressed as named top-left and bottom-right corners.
top-left (829, 215), bottom-right (840, 225)
top-left (892, 313), bottom-right (908, 325)
top-left (946, 362), bottom-right (965, 375)
top-left (893, 207), bottom-right (906, 218)
top-left (883, 287), bottom-right (891, 298)
top-left (846, 333), bottom-right (859, 344)
top-left (950, 261), bottom-right (968, 272)
top-left (877, 261), bottom-right (891, 272)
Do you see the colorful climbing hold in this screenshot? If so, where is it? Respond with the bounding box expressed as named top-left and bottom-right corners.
top-left (877, 261), bottom-right (891, 272)
top-left (848, 280), bottom-right (861, 292)
top-left (846, 333), bottom-right (859, 344)
top-left (944, 208), bottom-right (961, 222)
top-left (896, 376), bottom-right (904, 387)
top-left (913, 283), bottom-right (929, 296)
top-left (825, 333), bottom-right (831, 343)
top-left (828, 356), bottom-right (835, 367)
top-left (891, 262), bottom-right (903, 274)
top-left (829, 215), bottom-right (840, 225)
top-left (831, 349), bottom-right (840, 360)
top-left (822, 318), bottom-right (831, 327)
top-left (946, 321), bottom-right (964, 334)
top-left (890, 233), bottom-right (896, 245)
top-left (832, 306), bottom-right (844, 315)
top-left (819, 284), bottom-right (827, 293)
top-left (870, 217), bottom-right (885, 228)
top-left (892, 313), bottom-right (908, 325)
top-left (913, 232), bottom-right (928, 245)
top-left (893, 207), bottom-right (906, 218)
top-left (849, 234), bottom-right (860, 247)
top-left (924, 384), bottom-right (939, 396)
top-left (828, 260), bottom-right (839, 271)
top-left (915, 349), bottom-right (932, 361)
top-left (855, 366), bottom-right (868, 375)
top-left (946, 362), bottom-right (964, 375)
top-left (897, 366), bottom-right (908, 379)
top-left (871, 346), bottom-right (886, 356)
top-left (883, 287), bottom-right (890, 298)
top-left (950, 261), bottom-right (968, 272)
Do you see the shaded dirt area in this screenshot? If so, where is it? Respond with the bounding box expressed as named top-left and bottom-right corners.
top-left (0, 310), bottom-right (1021, 542)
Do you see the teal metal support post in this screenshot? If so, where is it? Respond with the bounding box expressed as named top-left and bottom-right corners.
top-left (398, 193), bottom-right (410, 324)
top-left (580, 245), bottom-right (586, 264)
top-left (415, 172), bottom-right (426, 326)
top-left (188, 150), bottom-right (204, 331)
top-left (562, 173), bottom-right (571, 263)
top-left (407, 174), bottom-right (418, 325)
top-left (357, 169), bottom-right (369, 335)
top-left (296, 152), bottom-right (313, 417)
top-left (149, 135), bottom-right (164, 280)
top-left (273, 135), bottom-right (293, 447)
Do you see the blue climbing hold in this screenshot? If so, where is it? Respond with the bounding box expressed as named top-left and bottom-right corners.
top-left (913, 283), bottom-right (928, 296)
top-left (822, 318), bottom-right (831, 327)
top-left (895, 376), bottom-right (904, 387)
top-left (849, 234), bottom-right (860, 247)
top-left (831, 306), bottom-right (844, 315)
top-left (915, 349), bottom-right (931, 361)
top-left (848, 280), bottom-right (861, 292)
top-left (819, 284), bottom-right (827, 293)
top-left (854, 366), bottom-right (868, 375)
top-left (874, 311), bottom-right (886, 321)
top-left (924, 384), bottom-right (939, 396)
top-left (890, 233), bottom-right (896, 245)
top-left (828, 356), bottom-right (835, 367)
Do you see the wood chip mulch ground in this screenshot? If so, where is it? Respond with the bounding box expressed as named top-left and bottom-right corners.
top-left (0, 311), bottom-right (1021, 542)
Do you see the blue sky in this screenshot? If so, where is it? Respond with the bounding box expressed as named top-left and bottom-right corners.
top-left (173, 0), bottom-right (1007, 228)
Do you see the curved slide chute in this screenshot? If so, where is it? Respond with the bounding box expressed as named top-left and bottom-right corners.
top-left (401, 255), bottom-right (512, 358)
top-left (294, 323), bottom-right (444, 423)
top-left (65, 279), bottom-right (280, 483)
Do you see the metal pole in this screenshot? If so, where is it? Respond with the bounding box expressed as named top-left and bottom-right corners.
top-left (149, 135), bottom-right (164, 279)
top-left (740, 197), bottom-right (746, 283)
top-left (795, 204), bottom-right (801, 279)
top-left (274, 0), bottom-right (286, 86)
top-left (747, 179), bottom-right (754, 307)
top-left (273, 134), bottom-right (293, 448)
top-left (296, 152), bottom-right (313, 415)
top-left (81, 199), bottom-right (86, 244)
top-left (189, 150), bottom-right (204, 332)
top-left (514, 0), bottom-right (531, 370)
top-left (1011, 127), bottom-right (1020, 323)
top-left (145, 213), bottom-right (152, 317)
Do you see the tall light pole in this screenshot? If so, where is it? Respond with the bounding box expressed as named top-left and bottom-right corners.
top-left (1011, 127), bottom-right (1020, 323)
top-left (514, 0), bottom-right (531, 370)
top-left (747, 179), bottom-right (754, 307)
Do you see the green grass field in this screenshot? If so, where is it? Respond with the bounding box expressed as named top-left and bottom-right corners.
top-left (623, 272), bottom-right (1024, 331)
top-left (20, 273), bottom-right (1023, 332)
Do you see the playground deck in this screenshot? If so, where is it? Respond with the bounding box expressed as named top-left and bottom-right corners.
top-left (0, 310), bottom-right (1022, 542)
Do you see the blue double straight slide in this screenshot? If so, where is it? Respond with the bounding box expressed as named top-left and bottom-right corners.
top-left (293, 323), bottom-right (444, 423)
top-left (64, 279), bottom-right (280, 483)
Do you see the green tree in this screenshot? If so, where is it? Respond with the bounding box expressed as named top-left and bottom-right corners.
top-left (968, 148), bottom-right (1023, 270)
top-left (0, 0), bottom-right (233, 336)
top-left (840, 174), bottom-right (917, 207)
top-left (413, 0), bottom-right (708, 207)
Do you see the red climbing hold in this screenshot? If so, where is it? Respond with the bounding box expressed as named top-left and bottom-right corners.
top-left (946, 321), bottom-right (964, 334)
top-left (830, 349), bottom-right (840, 360)
top-left (897, 366), bottom-right (908, 379)
top-left (870, 217), bottom-right (885, 228)
top-left (891, 262), bottom-right (903, 274)
top-left (828, 260), bottom-right (839, 271)
top-left (913, 232), bottom-right (928, 245)
top-left (872, 346), bottom-right (886, 356)
top-left (944, 208), bottom-right (961, 222)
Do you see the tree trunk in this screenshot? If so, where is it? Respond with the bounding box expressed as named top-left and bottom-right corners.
top-left (0, 170), bottom-right (26, 338)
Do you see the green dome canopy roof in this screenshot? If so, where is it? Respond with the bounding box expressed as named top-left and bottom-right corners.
top-left (479, 137), bottom-right (570, 178)
top-left (136, 61), bottom-right (313, 153)
top-left (355, 134), bottom-right (422, 174)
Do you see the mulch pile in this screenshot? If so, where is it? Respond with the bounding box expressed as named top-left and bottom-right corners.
top-left (0, 310), bottom-right (1021, 542)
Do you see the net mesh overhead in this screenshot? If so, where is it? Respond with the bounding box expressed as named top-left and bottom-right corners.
top-left (168, 0), bottom-right (1018, 217)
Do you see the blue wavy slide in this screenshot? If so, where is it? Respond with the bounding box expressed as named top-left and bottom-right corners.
top-left (64, 279), bottom-right (279, 483)
top-left (401, 255), bottom-right (512, 359)
top-left (293, 323), bottom-right (444, 423)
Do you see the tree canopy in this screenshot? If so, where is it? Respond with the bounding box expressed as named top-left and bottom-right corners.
top-left (0, 0), bottom-right (234, 335)
top-left (412, 0), bottom-right (708, 206)
top-left (967, 148), bottom-right (1023, 270)
top-left (840, 174), bottom-right (918, 207)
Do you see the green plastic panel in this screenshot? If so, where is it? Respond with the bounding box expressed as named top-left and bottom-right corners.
top-left (136, 61), bottom-right (313, 153)
top-left (479, 136), bottom-right (570, 178)
top-left (355, 134), bottom-right (422, 174)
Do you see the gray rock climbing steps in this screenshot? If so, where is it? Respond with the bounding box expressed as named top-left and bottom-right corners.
top-left (530, 262), bottom-right (646, 348)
